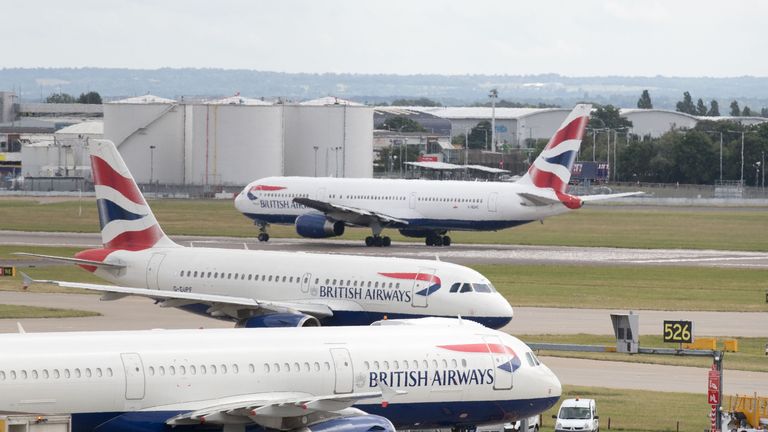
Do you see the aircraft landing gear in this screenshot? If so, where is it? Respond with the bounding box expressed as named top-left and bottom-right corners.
top-left (255, 221), bottom-right (270, 242)
top-left (425, 233), bottom-right (451, 247)
top-left (365, 235), bottom-right (391, 247)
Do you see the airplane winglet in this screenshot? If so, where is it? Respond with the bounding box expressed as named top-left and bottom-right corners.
top-left (21, 271), bottom-right (35, 290)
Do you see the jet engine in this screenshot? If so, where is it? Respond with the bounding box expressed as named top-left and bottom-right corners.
top-left (295, 213), bottom-right (345, 238)
top-left (307, 415), bottom-right (396, 432)
top-left (238, 313), bottom-right (320, 328)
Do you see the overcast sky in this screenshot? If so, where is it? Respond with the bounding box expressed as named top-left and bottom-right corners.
top-left (3, 0), bottom-right (766, 77)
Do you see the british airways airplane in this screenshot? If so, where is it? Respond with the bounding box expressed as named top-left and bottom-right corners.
top-left (18, 140), bottom-right (513, 329)
top-left (0, 318), bottom-right (561, 432)
top-left (235, 104), bottom-right (640, 247)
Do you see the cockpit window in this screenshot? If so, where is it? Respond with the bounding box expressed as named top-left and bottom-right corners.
top-left (449, 283), bottom-right (461, 293)
top-left (459, 283), bottom-right (473, 293)
top-left (472, 283), bottom-right (492, 293)
top-left (525, 352), bottom-right (536, 367)
top-left (530, 351), bottom-right (541, 366)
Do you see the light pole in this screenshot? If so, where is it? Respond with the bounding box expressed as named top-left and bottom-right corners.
top-left (754, 161), bottom-right (761, 188)
top-left (489, 89), bottom-right (498, 152)
top-left (727, 130), bottom-right (746, 185)
top-left (704, 131), bottom-right (724, 182)
top-left (334, 146), bottom-right (342, 177)
top-left (149, 145), bottom-right (156, 189)
top-left (313, 145), bottom-right (319, 177)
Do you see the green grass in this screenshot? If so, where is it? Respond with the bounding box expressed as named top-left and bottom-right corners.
top-left (0, 304), bottom-right (100, 319)
top-left (538, 386), bottom-right (709, 432)
top-left (0, 245), bottom-right (108, 293)
top-left (522, 334), bottom-right (768, 373)
top-left (473, 264), bottom-right (768, 312)
top-left (1, 198), bottom-right (767, 251)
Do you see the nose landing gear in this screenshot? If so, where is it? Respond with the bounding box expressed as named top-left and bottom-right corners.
top-left (255, 221), bottom-right (270, 242)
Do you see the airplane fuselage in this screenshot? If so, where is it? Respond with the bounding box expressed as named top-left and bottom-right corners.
top-left (236, 177), bottom-right (571, 232)
top-left (81, 246), bottom-right (513, 328)
top-left (0, 322), bottom-right (561, 432)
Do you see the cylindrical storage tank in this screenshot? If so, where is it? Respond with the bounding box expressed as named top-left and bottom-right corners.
top-left (187, 104), bottom-right (283, 186)
top-left (283, 105), bottom-right (373, 178)
top-left (104, 99), bottom-right (184, 184)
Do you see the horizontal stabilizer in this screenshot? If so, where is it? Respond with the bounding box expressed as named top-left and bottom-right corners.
top-left (579, 191), bottom-right (644, 202)
top-left (518, 192), bottom-right (560, 207)
top-left (13, 252), bottom-right (126, 269)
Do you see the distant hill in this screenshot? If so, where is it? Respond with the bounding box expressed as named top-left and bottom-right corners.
top-left (2, 68), bottom-right (767, 110)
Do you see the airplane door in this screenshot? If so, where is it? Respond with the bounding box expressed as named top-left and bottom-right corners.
top-left (145, 253), bottom-right (166, 290)
top-left (120, 352), bottom-right (146, 400)
top-left (409, 192), bottom-right (417, 209)
top-left (488, 192), bottom-right (498, 212)
top-left (483, 336), bottom-right (513, 390)
top-left (329, 347), bottom-right (354, 394)
top-left (411, 267), bottom-right (437, 308)
top-left (300, 272), bottom-right (312, 294)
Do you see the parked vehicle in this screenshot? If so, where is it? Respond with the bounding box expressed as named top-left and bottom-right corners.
top-left (552, 398), bottom-right (599, 432)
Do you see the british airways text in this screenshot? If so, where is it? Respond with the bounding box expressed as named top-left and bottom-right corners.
top-left (369, 368), bottom-right (494, 388)
top-left (319, 286), bottom-right (412, 303)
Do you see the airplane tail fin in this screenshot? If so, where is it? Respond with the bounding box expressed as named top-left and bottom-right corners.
top-left (517, 104), bottom-right (592, 193)
top-left (86, 139), bottom-right (177, 250)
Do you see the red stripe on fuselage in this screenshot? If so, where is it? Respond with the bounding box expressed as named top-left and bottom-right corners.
top-left (438, 343), bottom-right (517, 356)
top-left (378, 272), bottom-right (440, 284)
top-left (91, 155), bottom-right (146, 205)
top-left (252, 185), bottom-right (286, 191)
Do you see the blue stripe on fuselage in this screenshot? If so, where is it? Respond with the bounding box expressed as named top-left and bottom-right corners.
top-left (71, 397), bottom-right (558, 432)
top-left (242, 212), bottom-right (535, 232)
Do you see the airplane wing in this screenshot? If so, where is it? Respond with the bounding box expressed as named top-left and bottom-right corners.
top-left (293, 198), bottom-right (409, 227)
top-left (21, 273), bottom-right (333, 320)
top-left (12, 252), bottom-right (126, 269)
top-left (165, 385), bottom-right (405, 430)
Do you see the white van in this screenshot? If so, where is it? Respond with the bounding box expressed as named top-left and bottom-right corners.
top-left (552, 398), bottom-right (599, 432)
top-left (503, 415), bottom-right (540, 432)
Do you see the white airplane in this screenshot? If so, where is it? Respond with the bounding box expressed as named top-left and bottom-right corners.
top-left (18, 139), bottom-right (513, 329)
top-left (235, 104), bottom-right (640, 247)
top-left (0, 318), bottom-right (561, 432)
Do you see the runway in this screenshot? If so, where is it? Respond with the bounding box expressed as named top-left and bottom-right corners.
top-left (3, 230), bottom-right (768, 268)
top-left (0, 291), bottom-right (765, 395)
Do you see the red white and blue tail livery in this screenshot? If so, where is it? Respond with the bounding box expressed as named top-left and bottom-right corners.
top-left (19, 140), bottom-right (514, 329)
top-left (235, 104), bottom-right (642, 247)
top-left (89, 139), bottom-right (177, 250)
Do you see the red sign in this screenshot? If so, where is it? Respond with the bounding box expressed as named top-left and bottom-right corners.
top-left (418, 155), bottom-right (439, 162)
top-left (708, 369), bottom-right (720, 405)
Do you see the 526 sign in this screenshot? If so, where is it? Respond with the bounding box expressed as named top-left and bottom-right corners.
top-left (663, 320), bottom-right (694, 343)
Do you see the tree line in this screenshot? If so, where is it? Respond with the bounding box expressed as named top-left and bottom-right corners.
top-left (638, 89), bottom-right (767, 117)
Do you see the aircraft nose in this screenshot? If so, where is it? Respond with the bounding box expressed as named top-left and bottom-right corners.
top-left (493, 293), bottom-right (514, 325)
top-left (539, 362), bottom-right (562, 401)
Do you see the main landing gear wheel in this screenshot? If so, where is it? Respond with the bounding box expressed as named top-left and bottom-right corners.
top-left (365, 235), bottom-right (391, 247)
top-left (426, 234), bottom-right (451, 247)
top-left (257, 232), bottom-right (270, 242)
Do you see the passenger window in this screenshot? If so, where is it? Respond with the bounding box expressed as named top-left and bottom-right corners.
top-left (32, 370), bottom-right (38, 379)
top-left (211, 365), bottom-right (217, 374)
top-left (293, 362), bottom-right (300, 371)
top-left (85, 368), bottom-right (92, 378)
top-left (193, 271), bottom-right (198, 277)
top-left (393, 360), bottom-right (399, 369)
top-left (264, 363), bottom-right (270, 373)
top-left (303, 362), bottom-right (310, 372)
top-left (221, 364), bottom-right (227, 374)
top-left (364, 361), bottom-right (370, 371)
top-left (179, 270), bottom-right (184, 277)
top-left (248, 274), bottom-right (253, 281)
top-left (53, 369), bottom-right (60, 379)
top-left (249, 364), bottom-right (255, 374)
top-left (190, 365), bottom-right (197, 375)
top-left (200, 365), bottom-right (207, 374)
top-left (169, 366), bottom-right (176, 376)
top-left (314, 362), bottom-right (320, 371)
top-left (233, 364), bottom-right (239, 374)
top-left (207, 272), bottom-right (211, 278)
top-left (73, 369), bottom-right (80, 378)
top-left (11, 370), bottom-right (17, 380)
top-left (273, 363), bottom-right (280, 373)
top-left (284, 363), bottom-right (290, 372)
top-left (234, 273), bottom-right (239, 280)
top-left (449, 283), bottom-right (461, 293)
top-left (269, 275), bottom-right (273, 282)
top-left (282, 276), bottom-right (287, 283)
top-left (383, 361), bottom-right (389, 370)
top-left (180, 366), bottom-right (186, 375)
top-left (325, 362), bottom-right (331, 371)
top-left (43, 369), bottom-right (50, 379)
top-left (214, 272), bottom-right (218, 278)
top-left (228, 273), bottom-right (232, 279)
top-left (107, 368), bottom-right (113, 377)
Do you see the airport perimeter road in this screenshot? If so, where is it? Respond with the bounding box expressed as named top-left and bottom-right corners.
top-left (507, 307), bottom-right (768, 337)
top-left (542, 356), bottom-right (768, 395)
top-left (3, 230), bottom-right (768, 269)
